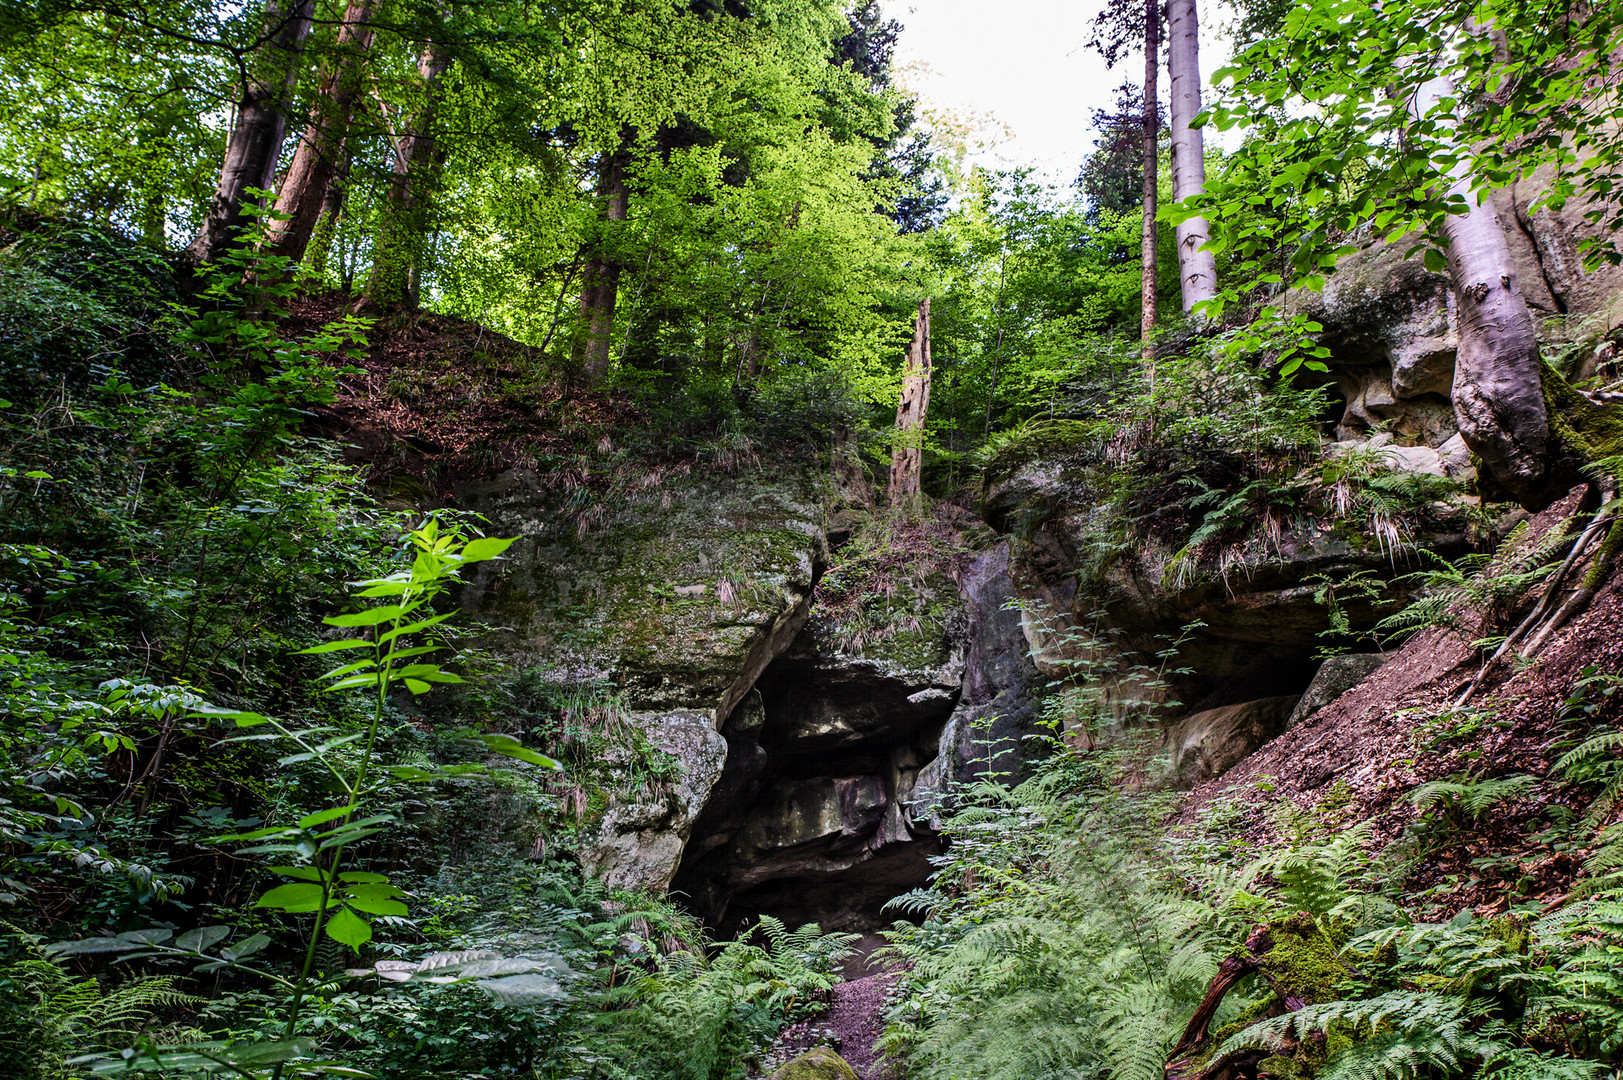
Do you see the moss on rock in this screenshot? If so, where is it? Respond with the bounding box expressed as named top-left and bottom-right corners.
top-left (767, 1047), bottom-right (859, 1080)
top-left (1259, 913), bottom-right (1352, 1005)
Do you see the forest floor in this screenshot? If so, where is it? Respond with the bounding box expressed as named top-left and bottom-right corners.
top-left (1178, 486), bottom-right (1623, 919)
top-left (766, 969), bottom-right (903, 1078)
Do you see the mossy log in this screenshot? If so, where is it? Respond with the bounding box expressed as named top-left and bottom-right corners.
top-left (1165, 915), bottom-right (1353, 1080)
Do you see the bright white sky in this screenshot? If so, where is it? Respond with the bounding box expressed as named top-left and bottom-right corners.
top-left (880, 0), bottom-right (1234, 191)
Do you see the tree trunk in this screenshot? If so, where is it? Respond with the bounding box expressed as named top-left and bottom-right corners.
top-left (358, 36), bottom-right (452, 311)
top-left (1167, 0), bottom-right (1217, 315)
top-left (889, 296), bottom-right (933, 512)
top-left (188, 0), bottom-right (316, 263)
top-left (575, 151), bottom-right (630, 384)
top-left (1140, 0), bottom-right (1160, 368)
top-left (1413, 74), bottom-right (1570, 509)
top-left (266, 0), bottom-right (379, 265)
top-left (305, 143), bottom-right (351, 281)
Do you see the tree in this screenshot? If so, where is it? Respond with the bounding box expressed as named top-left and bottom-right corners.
top-left (358, 32), bottom-right (452, 311)
top-left (573, 147), bottom-right (630, 382)
top-left (1166, 0), bottom-right (1217, 313)
top-left (1185, 0), bottom-right (1620, 507)
top-left (188, 0), bottom-right (316, 263)
top-left (1412, 71), bottom-right (1567, 506)
top-left (1090, 0), bottom-right (1164, 364)
top-left (265, 0), bottom-right (380, 265)
top-left (890, 296), bottom-right (932, 511)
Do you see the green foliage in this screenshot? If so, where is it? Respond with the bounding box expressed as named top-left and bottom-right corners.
top-left (878, 747), bottom-right (1224, 1080)
top-left (1376, 520), bottom-right (1570, 648)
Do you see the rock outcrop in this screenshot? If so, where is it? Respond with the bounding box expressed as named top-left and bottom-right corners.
top-left (457, 466), bottom-right (828, 720)
top-left (1284, 653), bottom-right (1388, 730)
top-left (672, 608), bottom-right (958, 934)
top-left (913, 543), bottom-right (1043, 816)
top-left (1166, 695), bottom-right (1301, 787)
top-left (579, 710), bottom-right (728, 892)
top-left (671, 541), bottom-right (1043, 934)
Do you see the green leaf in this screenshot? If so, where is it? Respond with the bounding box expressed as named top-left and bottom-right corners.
top-left (1423, 247), bottom-right (1448, 273)
top-left (323, 605), bottom-right (403, 628)
top-left (219, 932), bottom-right (272, 961)
top-left (474, 733), bottom-right (562, 770)
top-left (459, 536), bottom-right (517, 563)
top-left (45, 937), bottom-right (137, 956)
top-left (325, 905), bottom-right (372, 950)
top-left (175, 925), bottom-right (231, 952)
top-left (297, 805), bottom-right (358, 829)
top-left (268, 865), bottom-right (326, 881)
top-left (296, 639), bottom-right (373, 655)
top-left (343, 892), bottom-right (409, 917)
top-left (256, 882), bottom-right (329, 913)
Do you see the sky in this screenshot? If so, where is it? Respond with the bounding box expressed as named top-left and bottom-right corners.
top-left (879, 0), bottom-right (1233, 190)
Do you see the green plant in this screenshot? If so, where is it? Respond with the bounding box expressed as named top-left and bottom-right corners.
top-left (46, 519), bottom-right (558, 1076)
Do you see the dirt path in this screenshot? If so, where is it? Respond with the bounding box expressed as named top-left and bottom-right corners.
top-left (768, 970), bottom-right (902, 1079)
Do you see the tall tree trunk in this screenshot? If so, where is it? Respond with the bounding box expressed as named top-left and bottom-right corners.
top-left (188, 0), bottom-right (316, 263)
top-left (574, 151), bottom-right (630, 384)
top-left (889, 296), bottom-right (933, 513)
top-left (358, 36), bottom-right (452, 311)
top-left (1413, 73), bottom-right (1570, 508)
top-left (1166, 0), bottom-right (1217, 315)
top-left (305, 143), bottom-right (351, 281)
top-left (1140, 0), bottom-right (1160, 369)
top-left (266, 0), bottom-right (379, 265)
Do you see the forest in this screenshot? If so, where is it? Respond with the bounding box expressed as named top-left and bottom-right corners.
top-left (3, 0), bottom-right (1623, 1077)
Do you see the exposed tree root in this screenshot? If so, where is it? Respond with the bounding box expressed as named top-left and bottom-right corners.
top-left (1456, 483), bottom-right (1616, 706)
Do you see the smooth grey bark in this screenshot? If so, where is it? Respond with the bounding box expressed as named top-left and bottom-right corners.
top-left (267, 0), bottom-right (379, 265)
top-left (188, 0), bottom-right (316, 263)
top-left (1167, 0), bottom-right (1217, 314)
top-left (1413, 73), bottom-right (1568, 508)
top-left (574, 152), bottom-right (629, 383)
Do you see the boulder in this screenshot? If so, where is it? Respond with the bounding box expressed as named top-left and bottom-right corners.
top-left (1285, 653), bottom-right (1388, 730)
top-left (1167, 696), bottom-right (1301, 788)
top-left (769, 1048), bottom-right (858, 1080)
top-left (579, 710), bottom-right (728, 892)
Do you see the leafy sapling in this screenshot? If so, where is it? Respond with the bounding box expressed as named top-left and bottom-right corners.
top-left (53, 518), bottom-right (557, 1076)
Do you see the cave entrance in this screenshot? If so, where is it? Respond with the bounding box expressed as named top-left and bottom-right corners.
top-left (670, 618), bottom-right (955, 949)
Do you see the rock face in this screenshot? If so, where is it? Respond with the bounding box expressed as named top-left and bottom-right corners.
top-left (671, 540), bottom-right (1043, 934)
top-left (1284, 653), bottom-right (1389, 730)
top-left (451, 462), bottom-right (828, 895)
top-left (456, 465), bottom-right (828, 720)
top-left (579, 710), bottom-right (728, 892)
top-left (1167, 695), bottom-right (1301, 787)
top-left (913, 543), bottom-right (1043, 816)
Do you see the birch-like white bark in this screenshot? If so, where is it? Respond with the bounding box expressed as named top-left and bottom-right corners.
top-left (1140, 0), bottom-right (1159, 366)
top-left (1167, 0), bottom-right (1218, 314)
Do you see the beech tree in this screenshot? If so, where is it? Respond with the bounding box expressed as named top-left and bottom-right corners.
top-left (358, 33), bottom-right (452, 311)
top-left (188, 0), bottom-right (316, 262)
top-left (265, 0), bottom-right (380, 265)
top-left (1184, 0), bottom-right (1622, 507)
top-left (1165, 0), bottom-right (1217, 314)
